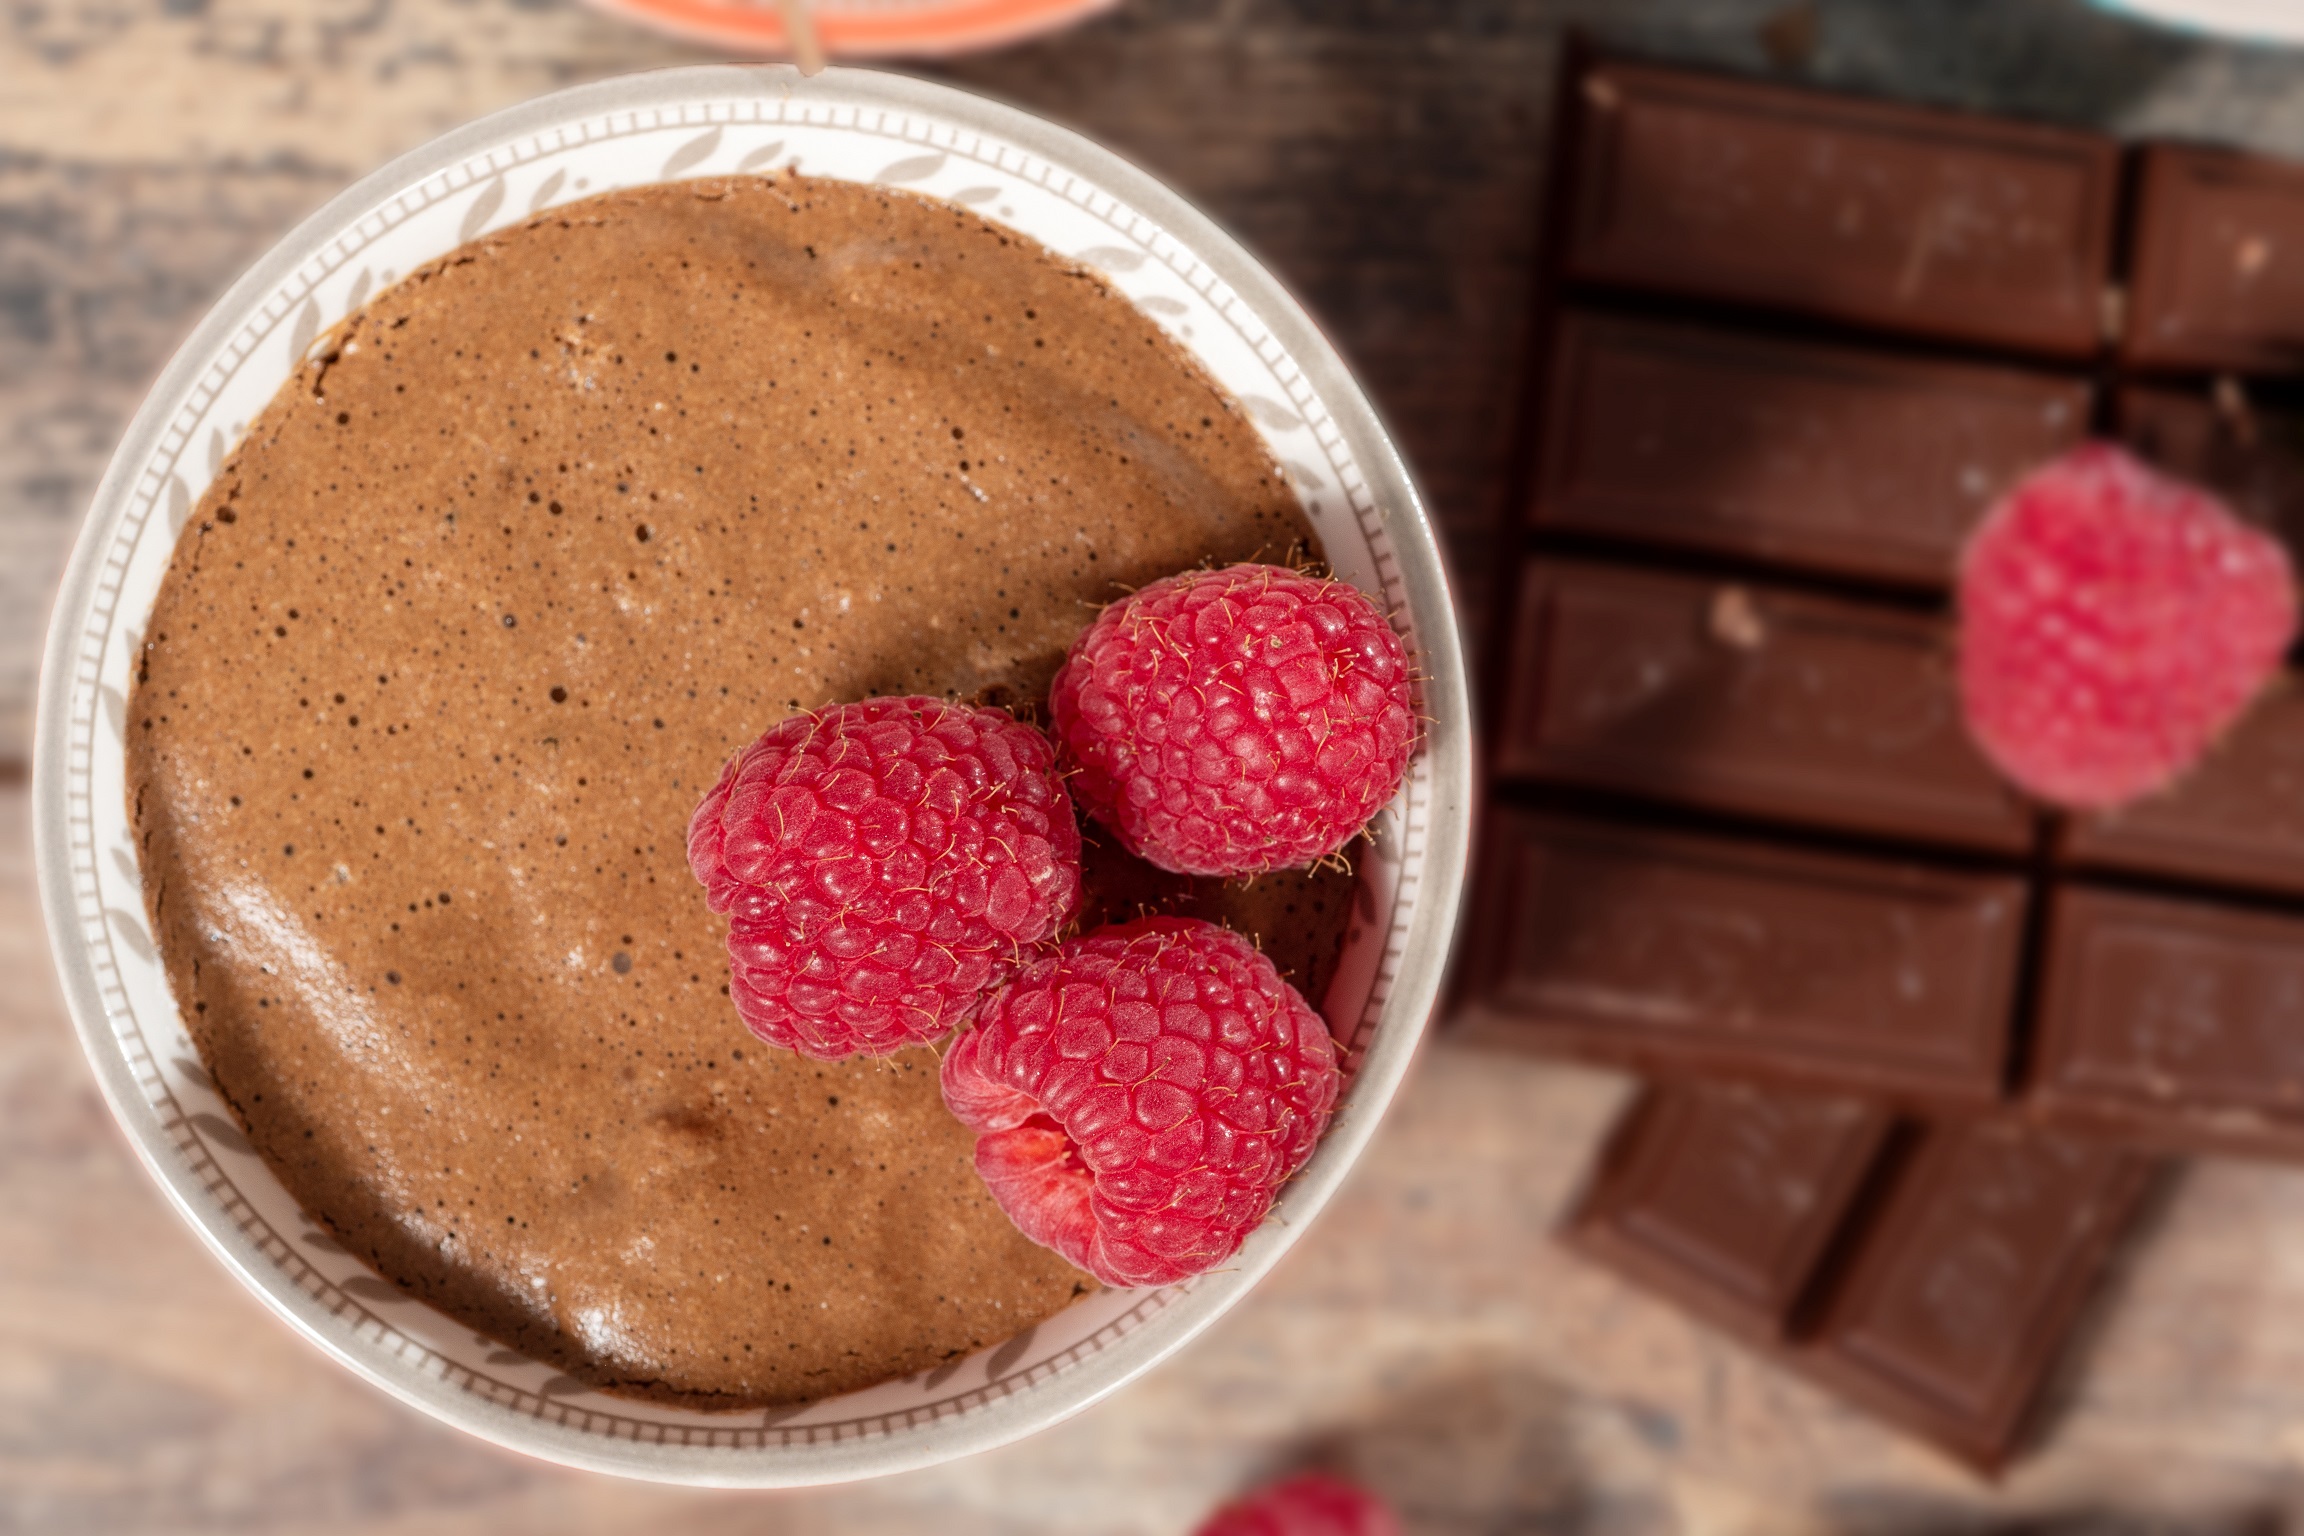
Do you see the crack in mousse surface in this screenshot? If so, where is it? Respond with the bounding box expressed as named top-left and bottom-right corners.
top-left (126, 175), bottom-right (1350, 1408)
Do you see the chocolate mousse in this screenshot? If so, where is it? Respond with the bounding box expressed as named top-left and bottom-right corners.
top-left (128, 174), bottom-right (1349, 1408)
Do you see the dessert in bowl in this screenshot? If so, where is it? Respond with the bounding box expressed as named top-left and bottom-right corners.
top-left (35, 66), bottom-right (1470, 1485)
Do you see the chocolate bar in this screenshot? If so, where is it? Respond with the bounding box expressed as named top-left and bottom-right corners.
top-left (2029, 885), bottom-right (2304, 1159)
top-left (1571, 1083), bottom-right (2155, 1473)
top-left (2125, 146), bottom-right (2304, 374)
top-left (1477, 50), bottom-right (2304, 1479)
top-left (1533, 312), bottom-right (2093, 585)
top-left (1500, 560), bottom-right (2035, 852)
top-left (1564, 62), bottom-right (2120, 356)
top-left (1799, 1113), bottom-right (2154, 1473)
top-left (1566, 1082), bottom-right (1891, 1338)
top-left (1457, 812), bottom-right (2026, 1107)
top-left (1470, 56), bottom-right (2304, 1143)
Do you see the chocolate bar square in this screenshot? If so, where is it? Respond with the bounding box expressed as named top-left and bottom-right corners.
top-left (1565, 63), bottom-right (2119, 356)
top-left (1460, 812), bottom-right (2026, 1107)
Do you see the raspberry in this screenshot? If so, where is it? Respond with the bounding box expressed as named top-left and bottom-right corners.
top-left (1958, 444), bottom-right (2297, 809)
top-left (940, 916), bottom-right (1341, 1287)
top-left (1050, 563), bottom-right (1415, 877)
top-left (686, 696), bottom-right (1082, 1060)
top-left (1196, 1473), bottom-right (1400, 1536)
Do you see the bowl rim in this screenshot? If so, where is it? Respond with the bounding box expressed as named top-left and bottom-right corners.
top-left (32, 62), bottom-right (1474, 1487)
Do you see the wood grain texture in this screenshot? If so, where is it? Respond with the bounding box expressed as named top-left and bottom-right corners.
top-left (16, 0), bottom-right (2304, 1528)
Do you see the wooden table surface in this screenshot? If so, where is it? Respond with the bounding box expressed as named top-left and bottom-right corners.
top-left (15, 1), bottom-right (2304, 1530)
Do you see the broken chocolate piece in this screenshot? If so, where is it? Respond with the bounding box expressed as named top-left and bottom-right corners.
top-left (1568, 1081), bottom-right (1892, 1338)
top-left (1801, 1115), bottom-right (2154, 1473)
top-left (1570, 1083), bottom-right (2155, 1474)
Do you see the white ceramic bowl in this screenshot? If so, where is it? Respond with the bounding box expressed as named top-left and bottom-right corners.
top-left (34, 66), bottom-right (1472, 1487)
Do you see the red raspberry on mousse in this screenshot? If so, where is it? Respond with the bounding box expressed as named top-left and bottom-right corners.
top-left (1958, 443), bottom-right (2298, 810)
top-left (686, 696), bottom-right (1082, 1061)
top-left (1050, 563), bottom-right (1416, 877)
top-left (941, 916), bottom-right (1341, 1288)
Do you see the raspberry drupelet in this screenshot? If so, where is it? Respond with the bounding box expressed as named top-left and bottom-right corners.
top-left (1958, 444), bottom-right (2298, 810)
top-left (1050, 563), bottom-right (1416, 877)
top-left (940, 916), bottom-right (1341, 1288)
top-left (686, 696), bottom-right (1082, 1060)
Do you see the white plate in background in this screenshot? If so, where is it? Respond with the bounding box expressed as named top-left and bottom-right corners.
top-left (2095, 0), bottom-right (2304, 45)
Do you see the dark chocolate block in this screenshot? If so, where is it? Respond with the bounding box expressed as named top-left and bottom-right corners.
top-left (2126, 146), bottom-right (2304, 374)
top-left (2058, 680), bottom-right (2304, 898)
top-left (1800, 1117), bottom-right (2154, 1473)
top-left (1564, 62), bottom-right (2119, 357)
top-left (1459, 812), bottom-right (2027, 1106)
top-left (1499, 560), bottom-right (2034, 852)
top-left (2117, 384), bottom-right (2304, 547)
top-left (1534, 313), bottom-right (2092, 585)
top-left (1567, 1082), bottom-right (1892, 1338)
top-left (2029, 885), bottom-right (2304, 1159)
